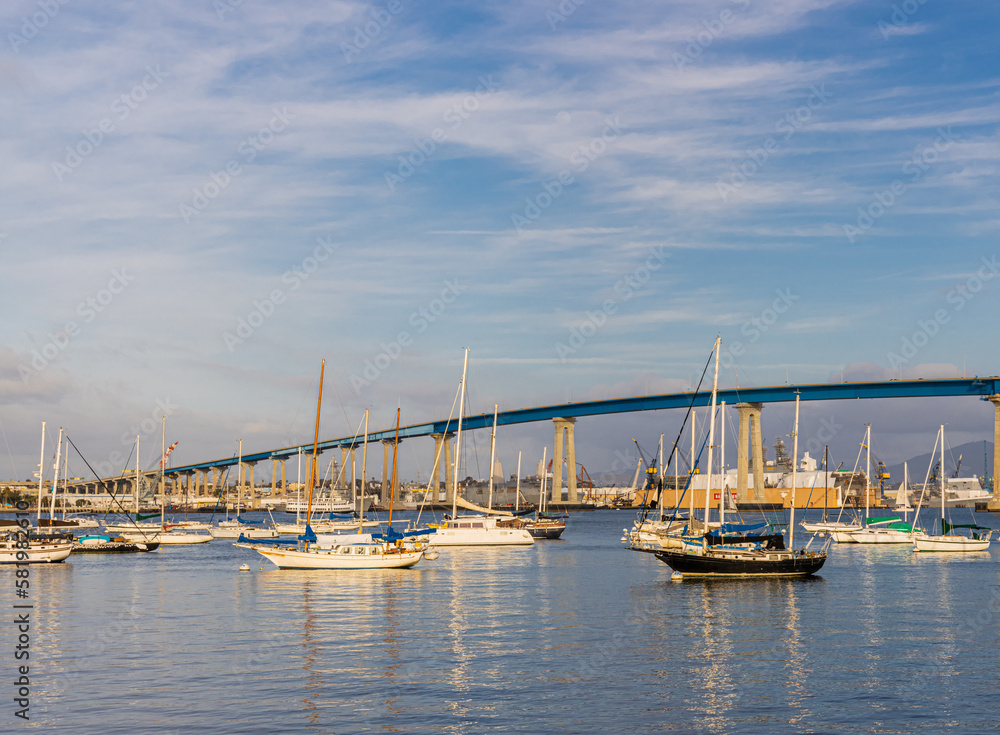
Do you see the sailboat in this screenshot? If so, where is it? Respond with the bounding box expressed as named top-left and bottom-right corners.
top-left (428, 350), bottom-right (534, 547)
top-left (635, 339), bottom-right (827, 578)
top-left (913, 426), bottom-right (992, 553)
top-left (238, 363), bottom-right (426, 569)
top-left (210, 440), bottom-right (278, 539)
top-left (847, 462), bottom-right (926, 544)
top-left (0, 424), bottom-right (74, 564)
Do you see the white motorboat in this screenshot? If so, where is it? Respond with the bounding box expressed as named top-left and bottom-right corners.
top-left (210, 520), bottom-right (278, 539)
top-left (429, 514), bottom-right (534, 546)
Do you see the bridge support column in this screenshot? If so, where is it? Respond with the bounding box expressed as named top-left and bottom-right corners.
top-left (280, 459), bottom-right (286, 495)
top-left (430, 433), bottom-right (454, 501)
top-left (736, 403), bottom-right (765, 503)
top-left (989, 396), bottom-right (1000, 511)
top-left (349, 448), bottom-right (357, 504)
top-left (550, 417), bottom-right (578, 505)
top-left (246, 462), bottom-right (256, 509)
top-left (271, 459), bottom-right (278, 497)
top-left (381, 441), bottom-right (392, 506)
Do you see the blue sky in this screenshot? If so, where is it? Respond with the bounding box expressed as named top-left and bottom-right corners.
top-left (1, 0), bottom-right (999, 484)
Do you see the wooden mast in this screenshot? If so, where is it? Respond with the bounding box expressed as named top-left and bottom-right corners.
top-left (305, 359), bottom-right (326, 537)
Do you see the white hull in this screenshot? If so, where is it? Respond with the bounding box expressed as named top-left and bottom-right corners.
top-left (122, 531), bottom-right (212, 545)
top-left (284, 499), bottom-right (354, 513)
top-left (210, 525), bottom-right (278, 539)
top-left (830, 530), bottom-right (861, 543)
top-left (913, 534), bottom-right (991, 552)
top-left (0, 540), bottom-right (74, 563)
top-left (274, 520), bottom-right (380, 535)
top-left (244, 543), bottom-right (423, 569)
top-left (801, 521), bottom-right (861, 534)
top-left (849, 528), bottom-right (926, 544)
top-left (104, 522), bottom-right (162, 534)
top-left (429, 527), bottom-right (534, 546)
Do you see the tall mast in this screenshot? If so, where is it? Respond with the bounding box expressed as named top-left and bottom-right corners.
top-left (49, 427), bottom-right (64, 520)
top-left (865, 424), bottom-right (871, 521)
top-left (688, 410), bottom-right (696, 522)
top-left (388, 408), bottom-right (400, 529)
top-left (515, 451), bottom-right (522, 512)
top-left (487, 404), bottom-right (498, 512)
top-left (789, 394), bottom-right (800, 549)
top-left (939, 424), bottom-right (946, 526)
top-left (540, 446), bottom-right (547, 512)
top-left (60, 434), bottom-right (69, 520)
top-left (359, 409), bottom-right (369, 534)
top-left (35, 422), bottom-right (46, 527)
top-left (703, 336), bottom-right (721, 530)
top-left (160, 417), bottom-right (166, 528)
top-left (720, 402), bottom-right (726, 517)
top-left (237, 439), bottom-right (243, 517)
top-left (658, 433), bottom-right (664, 519)
top-left (823, 445), bottom-right (829, 520)
top-left (135, 434), bottom-right (140, 518)
top-left (451, 349), bottom-right (469, 519)
top-left (306, 359), bottom-right (326, 529)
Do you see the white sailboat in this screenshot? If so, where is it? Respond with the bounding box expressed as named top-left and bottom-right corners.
top-left (239, 364), bottom-right (425, 569)
top-left (913, 426), bottom-right (992, 553)
top-left (429, 350), bottom-right (533, 547)
top-left (847, 462), bottom-right (926, 544)
top-left (211, 440), bottom-right (278, 539)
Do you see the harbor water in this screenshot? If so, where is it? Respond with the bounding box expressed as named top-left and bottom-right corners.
top-left (5, 509), bottom-right (1000, 734)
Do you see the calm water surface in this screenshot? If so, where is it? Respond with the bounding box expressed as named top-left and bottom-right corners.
top-left (5, 510), bottom-right (1000, 734)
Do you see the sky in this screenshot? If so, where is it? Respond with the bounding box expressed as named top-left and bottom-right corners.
top-left (1, 0), bottom-right (999, 486)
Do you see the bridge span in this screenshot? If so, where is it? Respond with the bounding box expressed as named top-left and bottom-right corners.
top-left (65, 377), bottom-right (1000, 510)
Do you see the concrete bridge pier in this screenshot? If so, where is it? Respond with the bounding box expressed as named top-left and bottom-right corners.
top-left (381, 440), bottom-right (393, 505)
top-left (989, 396), bottom-right (1000, 511)
top-left (736, 402), bottom-right (766, 503)
top-left (246, 461), bottom-right (257, 509)
top-left (550, 417), bottom-right (578, 505)
top-left (430, 433), bottom-right (454, 503)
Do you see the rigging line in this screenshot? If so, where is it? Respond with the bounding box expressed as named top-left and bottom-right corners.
top-left (64, 434), bottom-right (149, 534)
top-left (639, 342), bottom-right (715, 525)
top-left (415, 377), bottom-right (462, 527)
top-left (325, 366), bottom-right (356, 436)
top-left (0, 409), bottom-right (19, 480)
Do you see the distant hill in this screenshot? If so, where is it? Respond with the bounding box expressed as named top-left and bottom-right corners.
top-left (883, 441), bottom-right (993, 485)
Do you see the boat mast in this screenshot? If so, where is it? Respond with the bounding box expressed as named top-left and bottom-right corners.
top-left (49, 427), bottom-right (63, 520)
top-left (515, 451), bottom-right (522, 512)
top-left (451, 349), bottom-right (469, 519)
top-left (487, 404), bottom-right (498, 512)
top-left (864, 424), bottom-right (871, 522)
top-left (305, 359), bottom-right (326, 535)
top-left (60, 434), bottom-right (69, 520)
top-left (703, 336), bottom-right (721, 532)
top-left (688, 410), bottom-right (695, 523)
top-left (135, 434), bottom-right (140, 518)
top-left (789, 394), bottom-right (800, 550)
top-left (658, 433), bottom-right (664, 519)
top-left (720, 402), bottom-right (726, 518)
top-left (359, 409), bottom-right (369, 534)
top-left (160, 417), bottom-right (166, 529)
top-left (35, 422), bottom-right (46, 528)
top-left (296, 449), bottom-right (302, 526)
top-left (237, 439), bottom-right (243, 518)
top-left (388, 408), bottom-right (400, 529)
top-left (823, 445), bottom-right (829, 521)
top-left (540, 446), bottom-right (547, 512)
top-left (939, 424), bottom-right (946, 529)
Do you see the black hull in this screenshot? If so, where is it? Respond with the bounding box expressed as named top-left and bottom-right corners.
top-left (653, 549), bottom-right (826, 577)
top-left (527, 526), bottom-right (565, 539)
